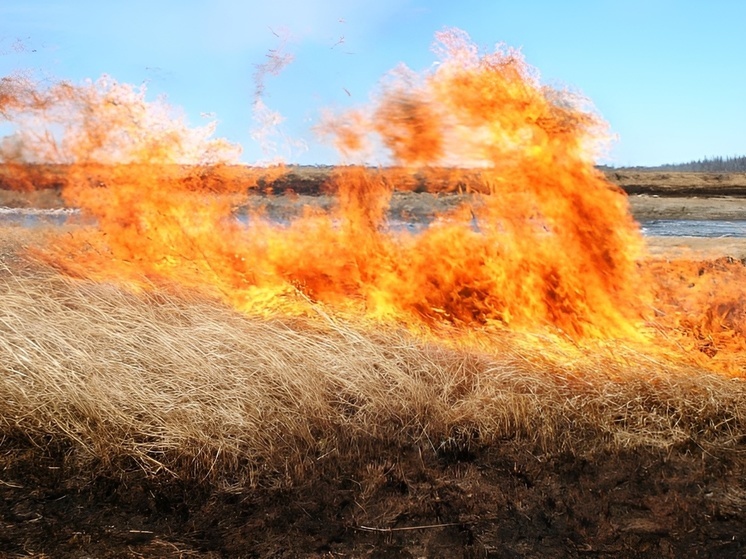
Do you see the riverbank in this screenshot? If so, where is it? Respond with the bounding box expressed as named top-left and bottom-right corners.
top-left (2, 167), bottom-right (745, 223)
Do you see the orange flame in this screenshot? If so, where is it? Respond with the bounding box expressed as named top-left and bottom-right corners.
top-left (0, 29), bottom-right (744, 376)
top-left (313, 28), bottom-right (645, 337)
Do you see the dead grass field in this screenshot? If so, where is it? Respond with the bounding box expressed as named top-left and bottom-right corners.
top-left (0, 224), bottom-right (745, 557)
top-left (2, 241), bottom-right (742, 479)
top-left (0, 172), bottom-right (745, 557)
top-left (646, 236), bottom-right (746, 261)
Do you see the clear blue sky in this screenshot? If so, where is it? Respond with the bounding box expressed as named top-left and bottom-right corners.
top-left (1, 0), bottom-right (744, 166)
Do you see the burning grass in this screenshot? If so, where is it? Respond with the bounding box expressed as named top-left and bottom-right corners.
top-left (2, 27), bottom-right (746, 556)
top-left (1, 30), bottom-right (649, 342)
top-left (1, 240), bottom-right (745, 490)
top-left (1, 28), bottom-right (745, 492)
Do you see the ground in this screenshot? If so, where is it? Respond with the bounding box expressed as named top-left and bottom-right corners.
top-left (1, 171), bottom-right (745, 558)
top-left (3, 439), bottom-right (745, 558)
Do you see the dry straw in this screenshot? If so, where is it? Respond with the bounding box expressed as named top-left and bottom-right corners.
top-left (1, 248), bottom-right (744, 487)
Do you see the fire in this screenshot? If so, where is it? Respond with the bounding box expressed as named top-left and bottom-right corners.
top-left (644, 257), bottom-right (746, 373)
top-left (0, 29), bottom-right (744, 376)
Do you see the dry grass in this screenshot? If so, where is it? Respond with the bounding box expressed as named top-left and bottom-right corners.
top-left (1, 246), bottom-right (745, 489)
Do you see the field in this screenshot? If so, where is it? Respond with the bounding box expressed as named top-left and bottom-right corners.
top-left (4, 29), bottom-right (746, 556)
top-left (1, 171), bottom-right (745, 558)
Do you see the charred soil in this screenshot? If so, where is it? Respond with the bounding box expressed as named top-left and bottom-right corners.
top-left (2, 439), bottom-right (745, 558)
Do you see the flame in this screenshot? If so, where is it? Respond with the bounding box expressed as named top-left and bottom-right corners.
top-left (0, 29), bottom-right (744, 376)
top-left (643, 257), bottom-right (746, 374)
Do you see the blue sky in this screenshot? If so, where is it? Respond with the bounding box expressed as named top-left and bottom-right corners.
top-left (1, 0), bottom-right (744, 166)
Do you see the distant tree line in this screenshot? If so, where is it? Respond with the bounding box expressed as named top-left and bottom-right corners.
top-left (602, 155), bottom-right (746, 172)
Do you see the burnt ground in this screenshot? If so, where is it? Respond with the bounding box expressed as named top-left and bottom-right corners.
top-left (2, 438), bottom-right (745, 558)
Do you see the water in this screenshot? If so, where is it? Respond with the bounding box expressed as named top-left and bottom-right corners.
top-left (0, 207), bottom-right (80, 227)
top-left (640, 220), bottom-right (746, 238)
top-left (3, 208), bottom-right (746, 238)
